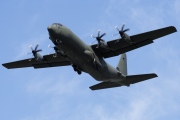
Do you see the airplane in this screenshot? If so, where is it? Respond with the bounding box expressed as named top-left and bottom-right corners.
top-left (2, 23), bottom-right (177, 90)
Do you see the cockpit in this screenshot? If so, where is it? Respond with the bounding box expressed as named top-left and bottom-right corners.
top-left (47, 23), bottom-right (63, 33)
top-left (52, 23), bottom-right (63, 26)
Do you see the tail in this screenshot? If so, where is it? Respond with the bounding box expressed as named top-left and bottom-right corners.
top-left (89, 53), bottom-right (158, 90)
top-left (116, 53), bottom-right (127, 76)
top-left (89, 73), bottom-right (157, 90)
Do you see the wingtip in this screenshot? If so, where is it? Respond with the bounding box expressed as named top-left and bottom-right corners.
top-left (170, 26), bottom-right (177, 32)
top-left (89, 85), bottom-right (97, 90)
top-left (2, 63), bottom-right (5, 67)
top-left (152, 73), bottom-right (158, 77)
top-left (89, 87), bottom-right (94, 90)
top-left (2, 63), bottom-right (9, 69)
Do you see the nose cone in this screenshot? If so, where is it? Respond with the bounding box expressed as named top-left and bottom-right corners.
top-left (47, 25), bottom-right (52, 32)
top-left (47, 25), bottom-right (54, 39)
top-left (47, 23), bottom-right (62, 38)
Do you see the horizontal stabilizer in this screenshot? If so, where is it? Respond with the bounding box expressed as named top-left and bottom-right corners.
top-left (90, 73), bottom-right (157, 90)
top-left (121, 73), bottom-right (157, 86)
top-left (90, 81), bottom-right (122, 90)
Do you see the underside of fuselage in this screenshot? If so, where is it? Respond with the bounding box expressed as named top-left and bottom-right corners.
top-left (47, 23), bottom-right (122, 82)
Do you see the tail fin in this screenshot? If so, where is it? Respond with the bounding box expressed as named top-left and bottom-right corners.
top-left (117, 53), bottom-right (127, 76)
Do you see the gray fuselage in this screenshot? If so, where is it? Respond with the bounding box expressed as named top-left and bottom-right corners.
top-left (47, 23), bottom-right (124, 82)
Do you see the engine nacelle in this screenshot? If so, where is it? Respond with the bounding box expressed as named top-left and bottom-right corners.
top-left (35, 53), bottom-right (44, 61)
top-left (99, 40), bottom-right (109, 49)
top-left (122, 33), bottom-right (133, 44)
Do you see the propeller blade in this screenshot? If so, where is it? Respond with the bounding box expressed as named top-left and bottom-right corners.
top-left (29, 45), bottom-right (33, 51)
top-left (35, 44), bottom-right (39, 51)
top-left (48, 44), bottom-right (54, 48)
top-left (36, 49), bottom-right (42, 52)
top-left (115, 26), bottom-right (120, 31)
top-left (91, 29), bottom-right (106, 46)
top-left (100, 33), bottom-right (106, 38)
top-left (91, 34), bottom-right (96, 38)
top-left (123, 28), bottom-right (130, 32)
top-left (98, 29), bottom-right (101, 37)
top-left (121, 24), bottom-right (125, 31)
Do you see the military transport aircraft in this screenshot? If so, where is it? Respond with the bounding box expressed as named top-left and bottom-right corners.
top-left (2, 23), bottom-right (177, 90)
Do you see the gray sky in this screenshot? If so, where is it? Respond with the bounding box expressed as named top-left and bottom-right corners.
top-left (0, 0), bottom-right (180, 120)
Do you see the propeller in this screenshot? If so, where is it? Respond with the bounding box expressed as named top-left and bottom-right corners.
top-left (48, 44), bottom-right (61, 57)
top-left (26, 44), bottom-right (42, 61)
top-left (48, 44), bottom-right (59, 53)
top-left (113, 24), bottom-right (130, 38)
top-left (91, 30), bottom-right (106, 47)
top-left (29, 44), bottom-right (42, 57)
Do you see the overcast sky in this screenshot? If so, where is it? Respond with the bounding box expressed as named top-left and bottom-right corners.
top-left (0, 0), bottom-right (180, 120)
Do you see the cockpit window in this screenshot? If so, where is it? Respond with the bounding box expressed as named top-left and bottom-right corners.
top-left (52, 23), bottom-right (63, 26)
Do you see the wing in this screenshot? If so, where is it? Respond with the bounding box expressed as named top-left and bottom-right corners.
top-left (91, 26), bottom-right (177, 58)
top-left (2, 54), bottom-right (71, 69)
top-left (90, 73), bottom-right (157, 90)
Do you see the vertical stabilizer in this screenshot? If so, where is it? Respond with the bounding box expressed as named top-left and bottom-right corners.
top-left (117, 53), bottom-right (127, 76)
